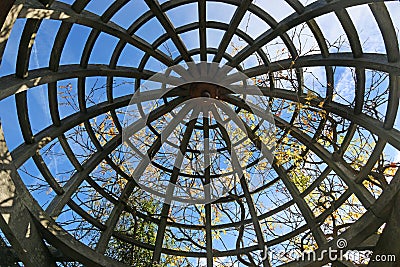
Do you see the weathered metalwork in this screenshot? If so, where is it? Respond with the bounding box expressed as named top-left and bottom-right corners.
top-left (0, 0), bottom-right (399, 266)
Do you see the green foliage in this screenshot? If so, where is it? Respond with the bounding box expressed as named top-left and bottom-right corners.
top-left (105, 199), bottom-right (168, 267)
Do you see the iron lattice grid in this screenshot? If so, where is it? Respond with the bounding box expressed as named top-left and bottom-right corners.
top-left (0, 0), bottom-right (400, 266)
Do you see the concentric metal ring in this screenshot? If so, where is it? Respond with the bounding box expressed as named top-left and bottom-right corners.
top-left (0, 0), bottom-right (399, 266)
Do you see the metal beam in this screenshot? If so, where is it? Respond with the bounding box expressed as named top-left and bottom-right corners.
top-left (0, 123), bottom-right (56, 266)
top-left (228, 0), bottom-right (393, 67)
top-left (144, 0), bottom-right (192, 63)
top-left (222, 94), bottom-right (376, 208)
top-left (0, 64), bottom-right (155, 101)
top-left (242, 53), bottom-right (400, 78)
top-left (0, 0), bottom-right (23, 66)
top-left (46, 96), bottom-right (189, 218)
top-left (95, 102), bottom-right (195, 254)
top-left (19, 1), bottom-right (174, 66)
top-left (212, 0), bottom-right (252, 63)
top-left (211, 106), bottom-right (271, 267)
top-left (152, 108), bottom-right (200, 263)
top-left (198, 0), bottom-right (206, 62)
top-left (368, 193), bottom-right (400, 267)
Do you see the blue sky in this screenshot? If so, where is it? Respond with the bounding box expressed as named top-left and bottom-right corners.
top-left (0, 1), bottom-right (400, 265)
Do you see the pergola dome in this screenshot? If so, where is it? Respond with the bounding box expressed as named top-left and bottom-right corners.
top-left (0, 1), bottom-right (399, 266)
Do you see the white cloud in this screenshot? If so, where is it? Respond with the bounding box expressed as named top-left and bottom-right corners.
top-left (333, 68), bottom-right (355, 103)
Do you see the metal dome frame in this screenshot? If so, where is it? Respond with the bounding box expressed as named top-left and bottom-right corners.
top-left (0, 0), bottom-right (400, 266)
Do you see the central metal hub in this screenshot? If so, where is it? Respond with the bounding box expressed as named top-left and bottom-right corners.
top-left (189, 82), bottom-right (221, 99)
